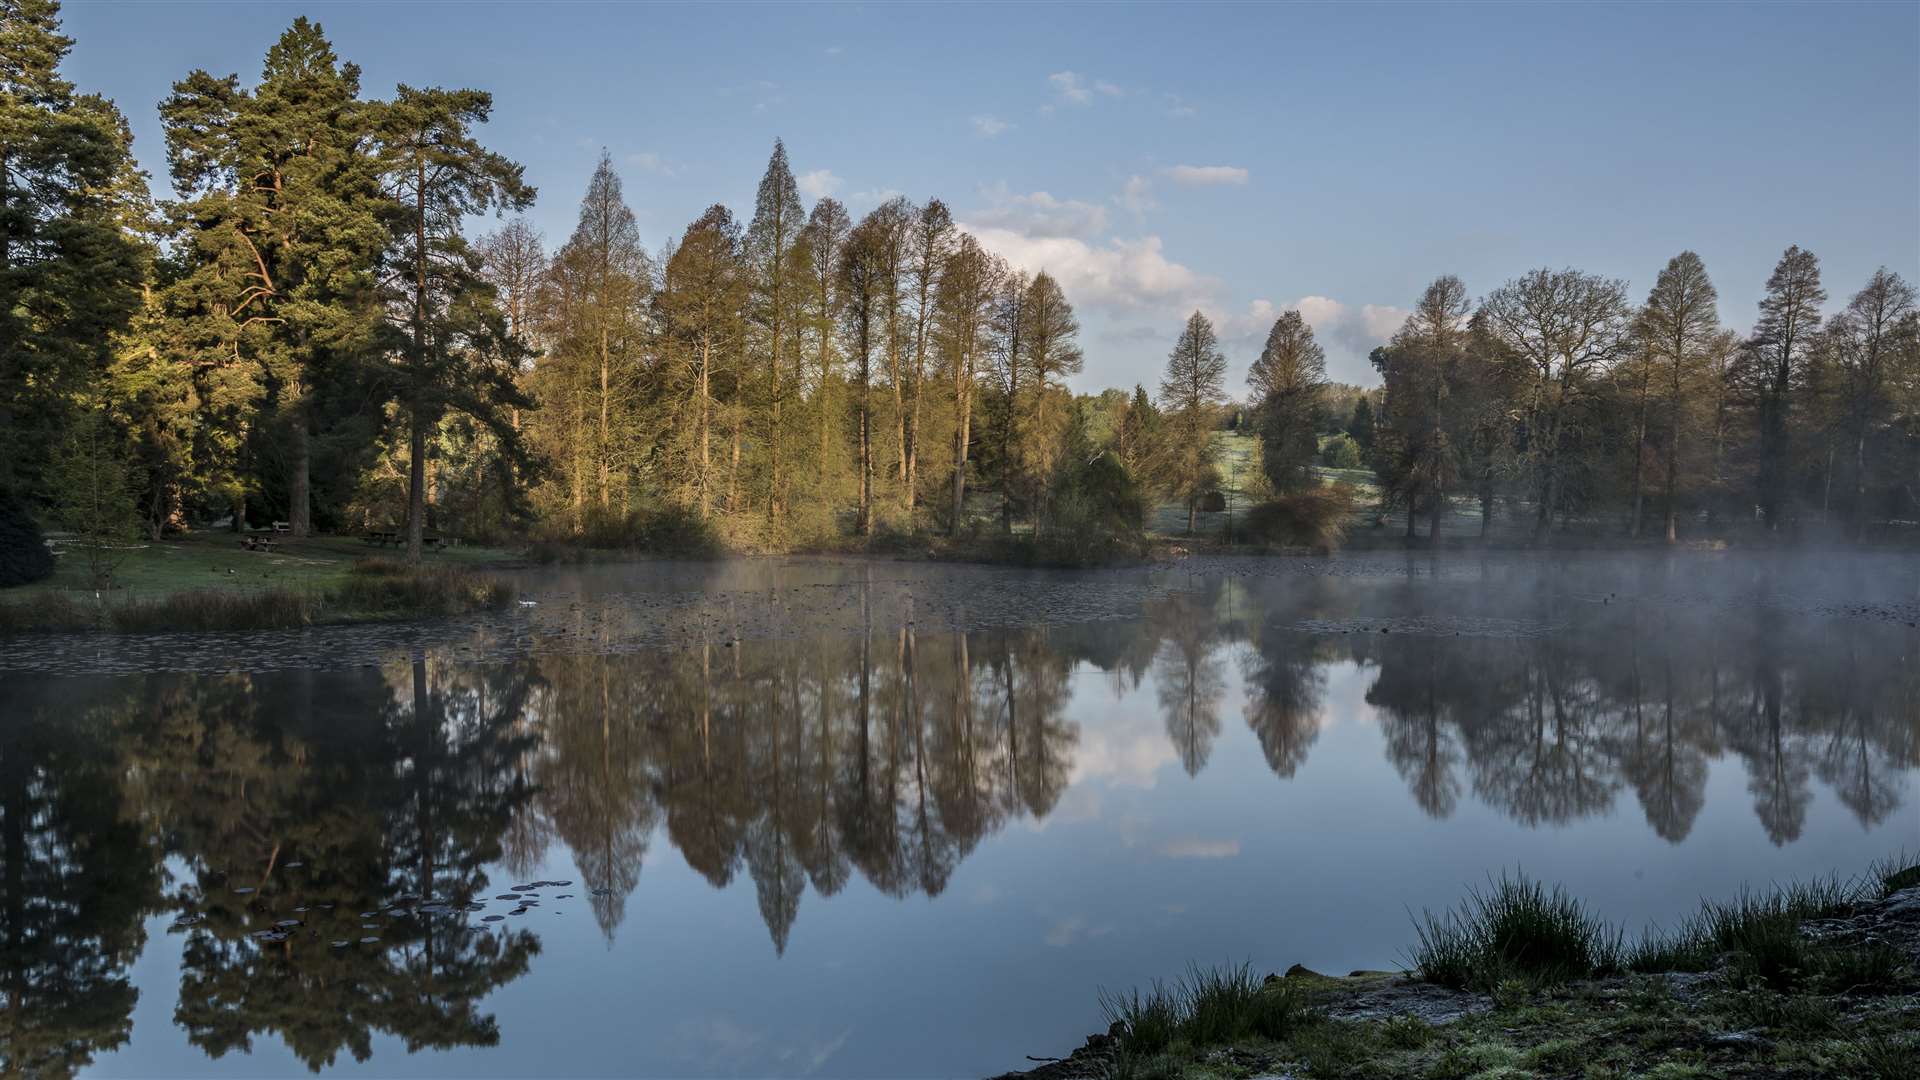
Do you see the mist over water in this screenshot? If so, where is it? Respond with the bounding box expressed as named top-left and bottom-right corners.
top-left (4, 551), bottom-right (1915, 1078)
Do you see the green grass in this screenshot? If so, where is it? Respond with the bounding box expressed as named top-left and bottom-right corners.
top-left (0, 537), bottom-right (517, 633)
top-left (1409, 872), bottom-right (1624, 989)
top-left (1626, 874), bottom-right (1879, 985)
top-left (1100, 962), bottom-right (1310, 1056)
top-left (13, 530), bottom-right (512, 600)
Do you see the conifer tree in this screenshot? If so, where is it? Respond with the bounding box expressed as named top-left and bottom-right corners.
top-left (747, 140), bottom-right (803, 519)
top-left (1636, 251), bottom-right (1719, 541)
top-left (0, 0), bottom-right (143, 503)
top-left (1159, 310), bottom-right (1226, 533)
top-left (372, 84), bottom-right (534, 561)
top-left (1247, 310), bottom-right (1327, 490)
top-left (1746, 245), bottom-right (1824, 530)
top-left (161, 18), bottom-right (382, 536)
top-left (659, 205), bottom-right (747, 519)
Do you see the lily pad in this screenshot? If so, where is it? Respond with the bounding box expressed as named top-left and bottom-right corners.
top-left (331, 940), bottom-right (350, 948)
top-left (360, 936), bottom-right (379, 944)
top-left (482, 915), bottom-right (504, 922)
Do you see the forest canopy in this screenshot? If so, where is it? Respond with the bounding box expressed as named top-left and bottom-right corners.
top-left (4, 2), bottom-right (1917, 575)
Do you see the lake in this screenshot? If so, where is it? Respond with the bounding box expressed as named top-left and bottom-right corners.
top-left (3, 551), bottom-right (1916, 1078)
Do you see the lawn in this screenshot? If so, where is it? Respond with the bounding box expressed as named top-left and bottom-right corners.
top-left (12, 531), bottom-right (516, 603)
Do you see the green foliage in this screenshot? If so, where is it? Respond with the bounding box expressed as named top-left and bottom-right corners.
top-left (1410, 872), bottom-right (1624, 989)
top-left (1242, 483), bottom-right (1358, 551)
top-left (1319, 432), bottom-right (1363, 469)
top-left (48, 405), bottom-right (141, 586)
top-left (0, 491), bottom-right (54, 586)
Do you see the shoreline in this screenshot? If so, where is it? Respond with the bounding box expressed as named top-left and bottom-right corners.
top-left (998, 861), bottom-right (1920, 1080)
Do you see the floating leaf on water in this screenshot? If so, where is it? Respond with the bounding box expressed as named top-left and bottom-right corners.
top-left (275, 919), bottom-right (301, 928)
top-left (362, 923), bottom-right (380, 930)
top-left (233, 887), bottom-right (255, 895)
top-left (509, 907), bottom-right (528, 916)
top-left (360, 936), bottom-right (379, 944)
top-left (285, 861), bottom-right (304, 869)
top-left (555, 894), bottom-right (573, 899)
top-left (494, 895), bottom-right (519, 901)
top-left (552, 880), bottom-right (573, 887)
top-left (481, 915), bottom-right (504, 922)
top-left (510, 884), bottom-right (535, 892)
top-left (463, 902), bottom-right (484, 911)
top-left (331, 940), bottom-right (350, 948)
top-left (359, 911), bottom-right (380, 919)
top-left (292, 906), bottom-right (308, 913)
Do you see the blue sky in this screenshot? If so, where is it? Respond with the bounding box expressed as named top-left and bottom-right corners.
top-left (69, 1), bottom-right (1920, 391)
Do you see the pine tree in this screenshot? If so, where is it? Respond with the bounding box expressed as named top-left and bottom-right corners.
top-left (1247, 310), bottom-right (1327, 490)
top-left (161, 18), bottom-right (383, 537)
top-left (0, 0), bottom-right (143, 501)
top-left (1830, 268), bottom-right (1917, 535)
top-left (372, 84), bottom-right (535, 562)
top-left (747, 140), bottom-right (803, 519)
top-left (1159, 310), bottom-right (1226, 533)
top-left (798, 197), bottom-right (849, 487)
top-left (903, 198), bottom-right (954, 510)
top-left (1017, 272), bottom-right (1082, 520)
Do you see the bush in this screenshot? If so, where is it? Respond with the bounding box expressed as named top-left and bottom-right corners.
top-left (0, 492), bottom-right (54, 587)
top-left (110, 588), bottom-right (316, 632)
top-left (573, 503), bottom-right (722, 556)
top-left (1243, 483), bottom-right (1359, 551)
top-left (1410, 872), bottom-right (1623, 989)
top-left (1319, 432), bottom-right (1362, 470)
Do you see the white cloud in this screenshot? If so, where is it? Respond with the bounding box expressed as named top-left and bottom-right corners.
top-left (1164, 94), bottom-right (1198, 118)
top-left (1048, 71), bottom-right (1093, 105)
top-left (1165, 164), bottom-right (1250, 187)
top-left (962, 225), bottom-right (1216, 314)
top-left (1118, 174), bottom-right (1156, 214)
top-left (1292, 295), bottom-right (1411, 361)
top-left (1094, 79), bottom-right (1124, 97)
top-left (970, 184), bottom-right (1109, 239)
top-left (796, 169), bottom-right (841, 199)
top-left (971, 114), bottom-right (1012, 138)
top-left (625, 151), bottom-right (678, 177)
top-left (823, 44), bottom-right (844, 56)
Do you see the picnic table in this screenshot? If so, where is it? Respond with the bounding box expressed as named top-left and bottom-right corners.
top-left (362, 529), bottom-right (447, 550)
top-left (240, 532), bottom-right (279, 552)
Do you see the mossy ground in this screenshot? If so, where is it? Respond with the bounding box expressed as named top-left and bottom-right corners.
top-left (1110, 971), bottom-right (1919, 1079)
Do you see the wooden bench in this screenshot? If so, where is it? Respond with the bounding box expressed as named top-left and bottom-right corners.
top-left (271, 521), bottom-right (290, 533)
top-left (362, 530), bottom-right (447, 550)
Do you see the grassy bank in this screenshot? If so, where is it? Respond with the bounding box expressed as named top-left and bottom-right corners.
top-left (0, 533), bottom-right (518, 633)
top-left (1016, 857), bottom-right (1920, 1080)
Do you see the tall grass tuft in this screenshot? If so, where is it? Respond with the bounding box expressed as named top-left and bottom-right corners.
top-left (1409, 872), bottom-right (1623, 989)
top-left (1099, 962), bottom-right (1309, 1055)
top-left (336, 560), bottom-right (516, 616)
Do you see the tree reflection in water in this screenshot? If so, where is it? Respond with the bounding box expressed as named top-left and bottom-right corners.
top-left (1, 571), bottom-right (1913, 1074)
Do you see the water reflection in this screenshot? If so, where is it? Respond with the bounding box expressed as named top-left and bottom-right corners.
top-left (2, 570), bottom-right (1914, 1075)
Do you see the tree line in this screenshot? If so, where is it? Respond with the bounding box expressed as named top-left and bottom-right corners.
top-left (3, 2), bottom-right (1915, 578)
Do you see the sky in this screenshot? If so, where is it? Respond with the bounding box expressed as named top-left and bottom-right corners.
top-left (66, 0), bottom-right (1920, 393)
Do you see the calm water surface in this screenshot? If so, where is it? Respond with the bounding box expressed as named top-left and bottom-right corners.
top-left (4, 552), bottom-right (1916, 1078)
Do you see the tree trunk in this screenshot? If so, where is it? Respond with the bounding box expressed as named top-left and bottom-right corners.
top-left (599, 326), bottom-right (610, 508)
top-left (289, 394), bottom-right (311, 538)
top-left (949, 354), bottom-right (973, 536)
top-left (1664, 419), bottom-right (1680, 543)
top-left (698, 339), bottom-right (712, 519)
top-left (406, 405), bottom-right (427, 562)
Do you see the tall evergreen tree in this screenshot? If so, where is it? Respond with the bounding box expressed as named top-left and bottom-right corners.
top-left (659, 205), bottom-right (746, 519)
top-left (933, 233), bottom-right (1000, 533)
top-left (161, 18), bottom-right (382, 536)
top-left (0, 0), bottom-right (143, 503)
top-left (1159, 310), bottom-right (1226, 533)
top-left (372, 84), bottom-right (534, 561)
top-left (903, 197), bottom-right (953, 510)
top-left (839, 210), bottom-right (891, 534)
top-left (798, 197), bottom-right (849, 486)
top-left (1830, 268), bottom-right (1917, 534)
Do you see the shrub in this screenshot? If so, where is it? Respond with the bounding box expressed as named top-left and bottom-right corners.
top-left (0, 492), bottom-right (54, 587)
top-left (1243, 483), bottom-right (1358, 551)
top-left (334, 564), bottom-right (515, 616)
top-left (1410, 872), bottom-right (1623, 989)
top-left (573, 503), bottom-right (722, 556)
top-left (1319, 432), bottom-right (1362, 470)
